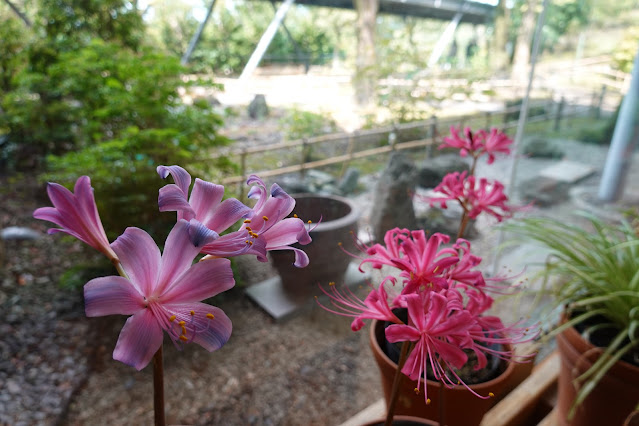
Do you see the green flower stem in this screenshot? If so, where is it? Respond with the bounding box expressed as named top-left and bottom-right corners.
top-left (385, 341), bottom-right (411, 426)
top-left (153, 345), bottom-right (166, 426)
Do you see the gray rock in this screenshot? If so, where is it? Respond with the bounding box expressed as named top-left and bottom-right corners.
top-left (417, 207), bottom-right (478, 239)
top-left (523, 138), bottom-right (564, 159)
top-left (520, 176), bottom-right (570, 207)
top-left (338, 168), bottom-right (359, 194)
top-left (248, 94), bottom-right (269, 119)
top-left (416, 154), bottom-right (470, 188)
top-left (0, 227), bottom-right (41, 241)
top-left (306, 170), bottom-right (335, 188)
top-left (370, 152), bottom-right (417, 241)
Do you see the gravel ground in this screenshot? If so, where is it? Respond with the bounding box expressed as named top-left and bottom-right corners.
top-left (2, 136), bottom-right (638, 426)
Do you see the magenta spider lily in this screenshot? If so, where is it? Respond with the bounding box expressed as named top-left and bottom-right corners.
top-left (429, 172), bottom-right (516, 222)
top-left (317, 282), bottom-right (402, 331)
top-left (84, 220), bottom-right (234, 370)
top-left (33, 176), bottom-right (117, 261)
top-left (385, 292), bottom-right (477, 402)
top-left (439, 126), bottom-right (512, 164)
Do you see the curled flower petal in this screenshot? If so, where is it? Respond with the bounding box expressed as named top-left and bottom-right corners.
top-left (33, 176), bottom-right (117, 261)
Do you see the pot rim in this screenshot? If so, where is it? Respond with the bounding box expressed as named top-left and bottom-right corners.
top-left (369, 318), bottom-right (516, 391)
top-left (291, 193), bottom-right (361, 232)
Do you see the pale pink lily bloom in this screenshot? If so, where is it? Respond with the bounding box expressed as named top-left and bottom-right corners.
top-left (157, 165), bottom-right (255, 258)
top-left (240, 175), bottom-right (312, 267)
top-left (158, 167), bottom-right (311, 266)
top-left (429, 172), bottom-right (516, 222)
top-left (84, 220), bottom-right (234, 370)
top-left (33, 176), bottom-right (117, 261)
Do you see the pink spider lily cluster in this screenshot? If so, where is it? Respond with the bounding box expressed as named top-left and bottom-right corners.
top-left (318, 127), bottom-right (536, 405)
top-left (34, 166), bottom-right (311, 370)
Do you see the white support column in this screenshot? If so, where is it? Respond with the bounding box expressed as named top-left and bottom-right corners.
top-left (239, 0), bottom-right (296, 80)
top-left (597, 42), bottom-right (639, 202)
top-left (427, 11), bottom-right (464, 68)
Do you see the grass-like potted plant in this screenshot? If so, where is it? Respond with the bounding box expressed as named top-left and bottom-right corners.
top-left (508, 214), bottom-right (639, 426)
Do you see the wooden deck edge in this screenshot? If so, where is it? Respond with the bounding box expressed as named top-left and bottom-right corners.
top-left (479, 351), bottom-right (560, 426)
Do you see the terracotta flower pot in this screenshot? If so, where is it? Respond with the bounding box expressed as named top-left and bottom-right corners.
top-left (270, 193), bottom-right (360, 298)
top-left (556, 321), bottom-right (639, 426)
top-left (370, 319), bottom-right (533, 426)
top-left (363, 415), bottom-right (439, 426)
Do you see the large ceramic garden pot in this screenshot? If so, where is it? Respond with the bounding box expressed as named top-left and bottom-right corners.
top-left (270, 194), bottom-right (360, 298)
top-left (556, 320), bottom-right (639, 426)
top-left (370, 319), bottom-right (534, 426)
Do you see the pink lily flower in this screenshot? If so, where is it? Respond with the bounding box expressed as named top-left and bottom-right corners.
top-left (439, 126), bottom-right (512, 164)
top-left (385, 292), bottom-right (475, 402)
top-left (479, 128), bottom-right (512, 164)
top-left (84, 220), bottom-right (234, 370)
top-left (33, 176), bottom-right (117, 262)
top-left (429, 172), bottom-right (516, 222)
top-left (360, 229), bottom-right (461, 294)
top-left (238, 175), bottom-right (312, 267)
top-left (158, 167), bottom-right (312, 266)
top-left (439, 126), bottom-right (480, 158)
top-left (317, 282), bottom-right (402, 331)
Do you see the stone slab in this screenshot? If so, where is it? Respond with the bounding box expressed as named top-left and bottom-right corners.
top-left (538, 160), bottom-right (595, 183)
top-left (245, 262), bottom-right (369, 321)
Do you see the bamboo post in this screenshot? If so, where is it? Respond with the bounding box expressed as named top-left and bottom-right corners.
top-left (389, 124), bottom-right (398, 151)
top-left (428, 115), bottom-right (438, 158)
top-left (239, 149), bottom-right (247, 199)
top-left (300, 137), bottom-right (309, 179)
top-left (554, 96), bottom-right (565, 132)
top-left (339, 132), bottom-right (357, 178)
top-left (596, 85), bottom-right (607, 120)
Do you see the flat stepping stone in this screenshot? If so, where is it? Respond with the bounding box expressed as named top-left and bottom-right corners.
top-left (538, 160), bottom-right (595, 183)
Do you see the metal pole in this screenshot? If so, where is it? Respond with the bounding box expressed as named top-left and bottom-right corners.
top-left (239, 0), bottom-right (296, 80)
top-left (181, 0), bottom-right (217, 65)
top-left (597, 42), bottom-right (639, 202)
top-left (492, 0), bottom-right (549, 276)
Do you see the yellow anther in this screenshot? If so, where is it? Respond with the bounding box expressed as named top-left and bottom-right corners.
top-left (206, 313), bottom-right (215, 320)
top-left (293, 214), bottom-right (298, 218)
top-left (307, 220), bottom-right (312, 224)
top-left (178, 321), bottom-right (186, 326)
top-left (246, 240), bottom-right (250, 244)
top-left (414, 387), bottom-right (419, 394)
top-left (433, 266), bottom-right (439, 273)
top-left (169, 315), bottom-right (176, 322)
top-left (249, 241), bottom-right (253, 246)
top-left (338, 242), bottom-right (343, 246)
top-left (489, 392), bottom-right (495, 398)
top-left (244, 219), bottom-right (251, 223)
top-left (262, 216), bottom-right (269, 221)
top-left (181, 326), bottom-right (187, 335)
top-left (190, 310), bottom-right (195, 316)
top-left (426, 398), bottom-right (431, 405)
top-left (329, 282), bottom-right (335, 286)
top-left (246, 226), bottom-right (252, 231)
top-left (179, 335), bottom-right (188, 342)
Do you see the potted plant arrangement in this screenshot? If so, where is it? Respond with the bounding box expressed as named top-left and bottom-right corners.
top-left (508, 214), bottom-right (639, 426)
top-left (33, 166), bottom-right (313, 425)
top-left (318, 126), bottom-right (538, 426)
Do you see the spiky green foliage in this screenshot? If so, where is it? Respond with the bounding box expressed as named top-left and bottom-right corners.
top-left (508, 214), bottom-right (639, 417)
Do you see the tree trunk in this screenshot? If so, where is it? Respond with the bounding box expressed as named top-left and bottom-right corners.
top-left (511, 0), bottom-right (539, 82)
top-left (353, 0), bottom-right (379, 107)
top-left (492, 0), bottom-right (510, 71)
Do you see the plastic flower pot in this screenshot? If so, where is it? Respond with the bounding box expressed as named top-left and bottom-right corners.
top-left (370, 319), bottom-right (533, 426)
top-left (556, 320), bottom-right (639, 426)
top-left (270, 193), bottom-right (359, 298)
